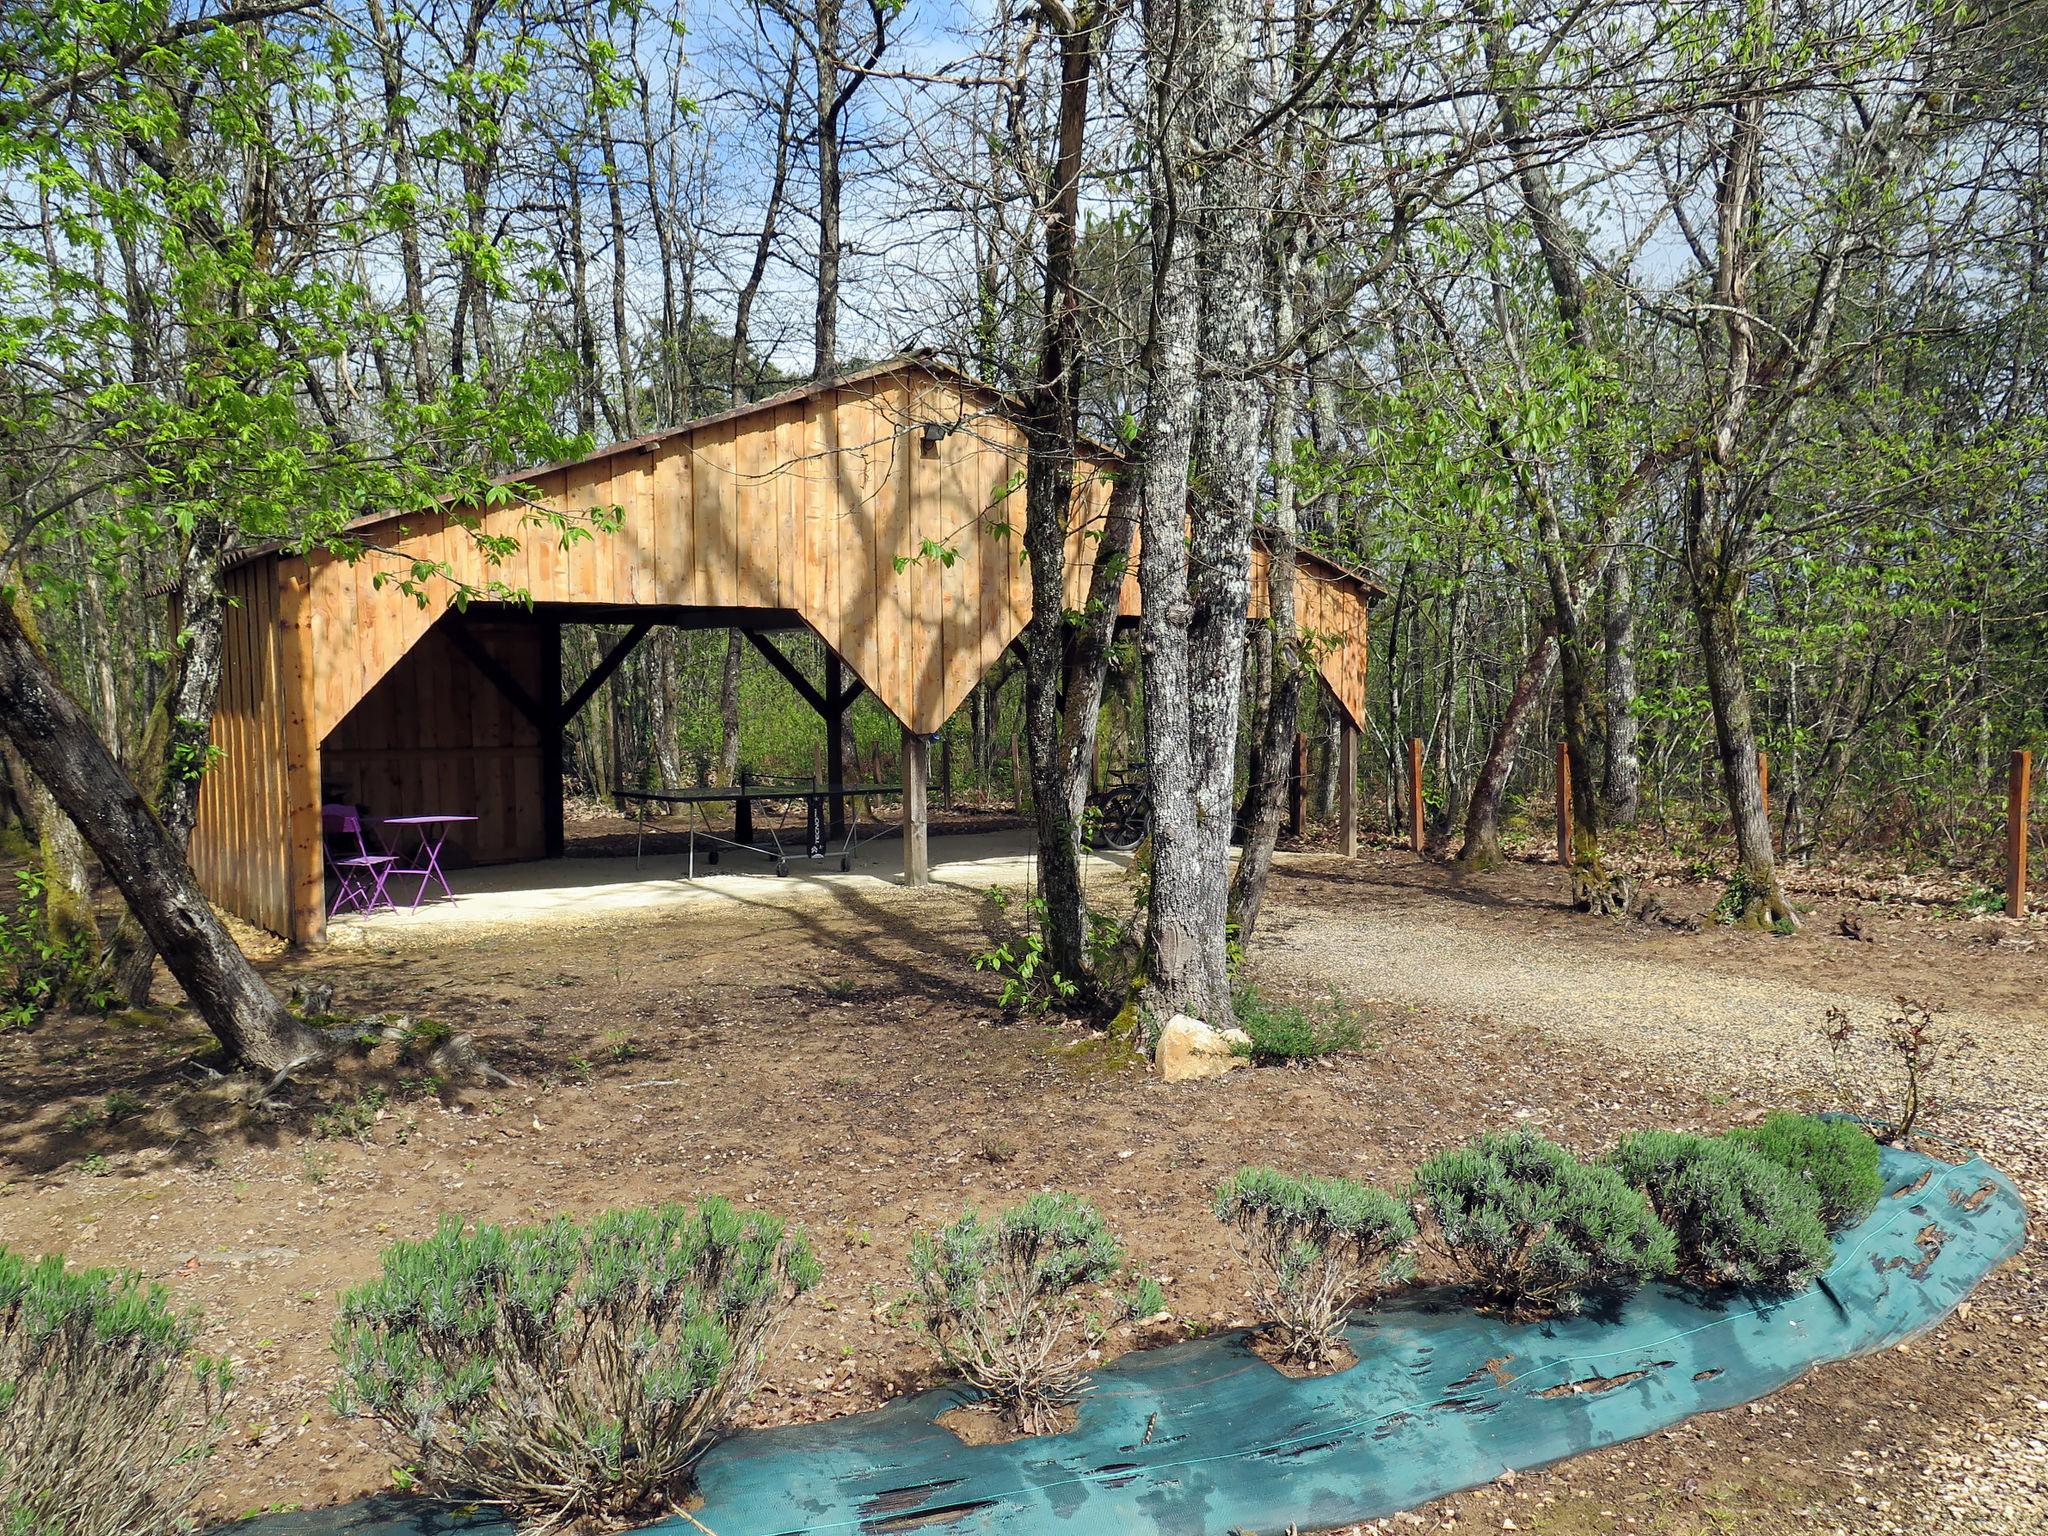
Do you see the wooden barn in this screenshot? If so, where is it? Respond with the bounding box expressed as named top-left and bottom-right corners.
top-left (192, 359), bottom-right (1381, 946)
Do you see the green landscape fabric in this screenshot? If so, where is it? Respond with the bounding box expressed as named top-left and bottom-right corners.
top-left (236, 1144), bottom-right (2023, 1536)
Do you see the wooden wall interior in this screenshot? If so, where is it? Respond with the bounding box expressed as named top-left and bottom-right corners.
top-left (320, 620), bottom-right (546, 869)
top-left (191, 560), bottom-right (293, 937)
top-left (194, 360), bottom-right (1377, 940)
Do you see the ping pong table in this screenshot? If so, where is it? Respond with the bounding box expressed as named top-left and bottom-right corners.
top-left (615, 780), bottom-right (900, 877)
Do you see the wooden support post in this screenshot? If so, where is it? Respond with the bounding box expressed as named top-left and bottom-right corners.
top-left (542, 622), bottom-right (565, 859)
top-left (2010, 748), bottom-right (2034, 920)
top-left (825, 651), bottom-right (847, 839)
top-left (1555, 740), bottom-right (1573, 865)
top-left (901, 725), bottom-right (929, 887)
top-left (278, 560), bottom-right (326, 947)
top-left (1288, 731), bottom-right (1307, 839)
top-left (1407, 736), bottom-right (1424, 854)
top-left (1339, 719), bottom-right (1359, 858)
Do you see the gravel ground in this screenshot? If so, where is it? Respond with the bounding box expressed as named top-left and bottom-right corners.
top-left (1259, 852), bottom-right (2047, 1536)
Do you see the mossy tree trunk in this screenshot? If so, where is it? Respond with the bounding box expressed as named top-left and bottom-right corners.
top-left (0, 593), bottom-right (101, 968)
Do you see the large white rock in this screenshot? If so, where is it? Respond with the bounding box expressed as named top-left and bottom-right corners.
top-left (1154, 1013), bottom-right (1253, 1083)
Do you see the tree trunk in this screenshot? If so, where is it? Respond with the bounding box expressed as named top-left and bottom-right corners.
top-left (0, 597), bottom-right (325, 1071)
top-left (1458, 621), bottom-right (1558, 868)
top-left (810, 0), bottom-right (843, 384)
top-left (1315, 695), bottom-right (1340, 822)
top-left (1019, 7), bottom-right (1118, 997)
top-left (717, 629), bottom-right (743, 785)
top-left (1141, 0), bottom-right (1261, 1030)
top-left (1692, 558), bottom-right (1795, 928)
top-left (1556, 612), bottom-right (1627, 913)
top-left (646, 629), bottom-right (686, 796)
top-left (1230, 216), bottom-right (1308, 940)
top-left (0, 594), bottom-right (100, 964)
top-left (1603, 551), bottom-right (1640, 824)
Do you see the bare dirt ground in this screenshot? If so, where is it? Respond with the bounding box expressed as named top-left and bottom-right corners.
top-left (1, 838), bottom-right (2041, 1534)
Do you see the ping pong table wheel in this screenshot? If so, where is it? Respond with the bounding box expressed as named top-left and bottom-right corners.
top-left (840, 855), bottom-right (851, 872)
top-left (707, 849), bottom-right (719, 865)
top-left (775, 860), bottom-right (789, 877)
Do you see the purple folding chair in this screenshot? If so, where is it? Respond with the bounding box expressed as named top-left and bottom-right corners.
top-left (322, 804), bottom-right (397, 915)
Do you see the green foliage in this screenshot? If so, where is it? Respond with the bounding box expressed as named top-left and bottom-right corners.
top-left (331, 1200), bottom-right (818, 1526)
top-left (973, 898), bottom-right (1080, 1013)
top-left (1728, 1113), bottom-right (1885, 1232)
top-left (1122, 1274), bottom-right (1167, 1320)
top-left (313, 1088), bottom-right (389, 1143)
top-left (0, 870), bottom-right (109, 1028)
top-left (0, 1246), bottom-right (228, 1536)
top-left (1411, 1130), bottom-right (1676, 1318)
top-left (1215, 1167), bottom-right (1416, 1369)
top-left (1606, 1131), bottom-right (1832, 1293)
top-left (908, 1193), bottom-right (1125, 1434)
top-left (1229, 985), bottom-right (1366, 1063)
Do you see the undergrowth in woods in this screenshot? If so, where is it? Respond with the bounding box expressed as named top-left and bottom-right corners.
top-left (1229, 985), bottom-right (1368, 1063)
top-left (331, 1201), bottom-right (819, 1527)
top-left (0, 870), bottom-right (110, 1028)
top-left (0, 1246), bottom-right (228, 1536)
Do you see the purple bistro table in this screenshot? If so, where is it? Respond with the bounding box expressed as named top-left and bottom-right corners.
top-left (380, 814), bottom-right (477, 910)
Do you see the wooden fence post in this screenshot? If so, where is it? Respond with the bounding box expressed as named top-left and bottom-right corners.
top-left (1555, 741), bottom-right (1573, 865)
top-left (2010, 748), bottom-right (2034, 919)
top-left (1407, 736), bottom-right (1424, 854)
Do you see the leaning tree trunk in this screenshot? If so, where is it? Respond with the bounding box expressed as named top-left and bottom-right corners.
top-left (0, 596), bottom-right (327, 1072)
top-left (107, 515), bottom-right (228, 1003)
top-left (1458, 620), bottom-right (1558, 868)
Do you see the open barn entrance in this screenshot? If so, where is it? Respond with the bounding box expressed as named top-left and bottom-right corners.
top-left (315, 604), bottom-right (902, 901)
